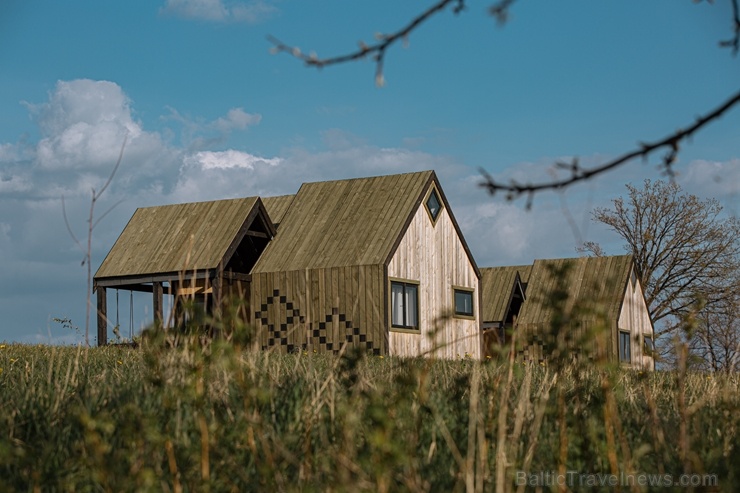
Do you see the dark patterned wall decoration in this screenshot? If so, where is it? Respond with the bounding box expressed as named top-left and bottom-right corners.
top-left (255, 288), bottom-right (380, 355)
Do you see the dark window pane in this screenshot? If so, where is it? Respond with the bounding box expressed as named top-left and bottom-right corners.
top-left (391, 282), bottom-right (404, 327)
top-left (426, 189), bottom-right (441, 221)
top-left (454, 290), bottom-right (473, 316)
top-left (619, 331), bottom-right (631, 363)
top-left (644, 336), bottom-right (654, 352)
top-left (406, 284), bottom-right (418, 327)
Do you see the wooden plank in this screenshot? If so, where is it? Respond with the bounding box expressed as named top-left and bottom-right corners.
top-left (97, 287), bottom-right (107, 346)
top-left (357, 265), bottom-right (366, 350)
top-left (368, 264), bottom-right (380, 351)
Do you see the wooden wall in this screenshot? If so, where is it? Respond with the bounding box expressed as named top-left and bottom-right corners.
top-left (250, 265), bottom-right (386, 354)
top-left (387, 198), bottom-right (481, 359)
top-left (618, 269), bottom-right (655, 370)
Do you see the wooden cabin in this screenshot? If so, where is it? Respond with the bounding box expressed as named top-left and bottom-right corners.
top-left (481, 255), bottom-right (654, 369)
top-left (250, 171), bottom-right (482, 358)
top-left (479, 265), bottom-right (530, 354)
top-left (94, 171), bottom-right (482, 358)
top-left (93, 197), bottom-right (276, 344)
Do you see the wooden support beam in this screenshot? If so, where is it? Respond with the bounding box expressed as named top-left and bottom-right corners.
top-left (97, 287), bottom-right (107, 346)
top-left (114, 283), bottom-right (155, 293)
top-left (245, 230), bottom-right (269, 238)
top-left (95, 270), bottom-right (213, 288)
top-left (153, 282), bottom-right (163, 325)
top-left (222, 271), bottom-right (251, 282)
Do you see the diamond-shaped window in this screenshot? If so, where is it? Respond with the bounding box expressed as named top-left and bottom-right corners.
top-left (425, 188), bottom-right (442, 223)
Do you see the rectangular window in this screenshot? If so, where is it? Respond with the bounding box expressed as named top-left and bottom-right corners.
top-left (454, 288), bottom-right (474, 317)
top-left (391, 281), bottom-right (418, 330)
top-left (619, 331), bottom-right (631, 363)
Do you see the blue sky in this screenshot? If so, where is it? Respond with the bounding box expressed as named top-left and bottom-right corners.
top-left (1, 0), bottom-right (738, 344)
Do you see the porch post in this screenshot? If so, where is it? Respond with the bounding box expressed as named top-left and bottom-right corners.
top-left (153, 282), bottom-right (163, 325)
top-left (97, 286), bottom-right (107, 346)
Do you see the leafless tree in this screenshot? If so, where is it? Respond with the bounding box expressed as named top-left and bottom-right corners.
top-left (269, 0), bottom-right (740, 206)
top-left (582, 180), bottom-right (740, 363)
top-left (690, 284), bottom-right (740, 372)
top-left (63, 137), bottom-right (127, 346)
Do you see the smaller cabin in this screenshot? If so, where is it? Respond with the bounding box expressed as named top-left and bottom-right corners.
top-left (480, 265), bottom-right (530, 355)
top-left (93, 197), bottom-right (276, 345)
top-left (481, 255), bottom-right (654, 369)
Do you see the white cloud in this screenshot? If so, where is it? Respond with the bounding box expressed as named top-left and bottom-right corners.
top-left (681, 158), bottom-right (740, 199)
top-left (169, 133), bottom-right (454, 203)
top-left (186, 149), bottom-right (281, 170)
top-left (163, 106), bottom-right (262, 150)
top-left (213, 108), bottom-right (262, 133)
top-left (160, 0), bottom-right (277, 23)
top-left (24, 79), bottom-right (170, 173)
top-left (0, 172), bottom-right (32, 194)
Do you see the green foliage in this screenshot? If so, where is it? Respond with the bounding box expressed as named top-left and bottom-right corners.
top-left (0, 339), bottom-right (738, 492)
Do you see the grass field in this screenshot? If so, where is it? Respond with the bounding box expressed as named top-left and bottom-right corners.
top-left (0, 335), bottom-right (738, 492)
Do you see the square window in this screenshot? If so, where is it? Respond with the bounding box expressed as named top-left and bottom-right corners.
top-left (454, 289), bottom-right (474, 317)
top-left (425, 188), bottom-right (442, 223)
top-left (391, 280), bottom-right (418, 329)
top-left (619, 331), bottom-right (631, 363)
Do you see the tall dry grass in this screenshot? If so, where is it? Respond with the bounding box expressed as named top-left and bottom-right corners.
top-left (0, 330), bottom-right (737, 492)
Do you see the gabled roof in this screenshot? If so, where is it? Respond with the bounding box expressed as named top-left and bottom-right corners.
top-left (95, 197), bottom-right (269, 280)
top-left (516, 254), bottom-right (633, 330)
top-left (252, 171), bottom-right (478, 273)
top-left (480, 265), bottom-right (529, 322)
top-left (262, 194), bottom-right (295, 227)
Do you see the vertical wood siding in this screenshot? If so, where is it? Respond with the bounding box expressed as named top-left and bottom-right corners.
top-left (251, 266), bottom-right (386, 354)
top-left (618, 270), bottom-right (655, 370)
top-left (387, 201), bottom-right (480, 359)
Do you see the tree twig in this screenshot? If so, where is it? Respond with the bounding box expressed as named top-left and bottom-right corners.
top-left (479, 88), bottom-right (740, 208)
top-left (267, 0), bottom-right (469, 86)
top-left (268, 0), bottom-right (738, 205)
top-left (719, 0), bottom-right (740, 54)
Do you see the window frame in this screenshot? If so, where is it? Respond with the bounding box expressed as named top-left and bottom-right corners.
top-left (618, 330), bottom-right (632, 363)
top-left (452, 286), bottom-right (475, 320)
top-left (424, 186), bottom-right (444, 226)
top-left (389, 278), bottom-right (420, 333)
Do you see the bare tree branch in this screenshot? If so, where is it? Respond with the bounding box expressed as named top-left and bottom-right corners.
top-left (62, 136), bottom-right (127, 346)
top-left (268, 0), bottom-right (469, 86)
top-left (719, 0), bottom-right (740, 54)
top-left (479, 88), bottom-right (740, 206)
top-left (97, 134), bottom-right (127, 198)
top-left (268, 0), bottom-right (739, 206)
top-left (61, 195), bottom-right (84, 257)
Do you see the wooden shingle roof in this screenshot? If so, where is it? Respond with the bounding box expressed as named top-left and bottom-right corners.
top-left (516, 254), bottom-right (633, 331)
top-left (262, 195), bottom-right (295, 226)
top-left (95, 197), bottom-right (262, 279)
top-left (253, 171), bottom-right (441, 272)
top-left (480, 265), bottom-right (529, 322)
